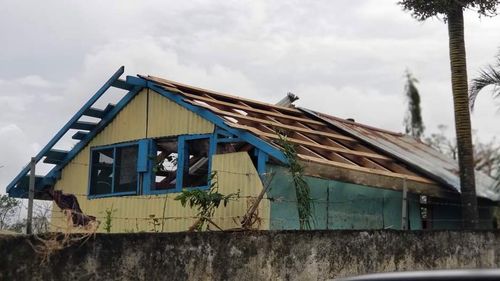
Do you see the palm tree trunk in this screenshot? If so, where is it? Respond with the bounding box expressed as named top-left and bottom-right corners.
top-left (447, 5), bottom-right (479, 229)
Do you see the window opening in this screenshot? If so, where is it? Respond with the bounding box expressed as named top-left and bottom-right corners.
top-left (183, 138), bottom-right (210, 188)
top-left (154, 139), bottom-right (178, 190)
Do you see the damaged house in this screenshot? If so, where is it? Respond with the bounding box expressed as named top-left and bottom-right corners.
top-left (6, 67), bottom-right (500, 232)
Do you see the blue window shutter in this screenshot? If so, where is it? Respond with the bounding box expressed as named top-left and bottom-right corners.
top-left (176, 136), bottom-right (186, 191)
top-left (142, 140), bottom-right (155, 195)
top-left (137, 139), bottom-right (151, 173)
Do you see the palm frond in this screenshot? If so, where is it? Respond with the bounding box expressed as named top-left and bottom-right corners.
top-left (470, 57), bottom-right (500, 110)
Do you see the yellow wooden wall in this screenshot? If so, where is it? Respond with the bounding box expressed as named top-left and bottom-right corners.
top-left (51, 89), bottom-right (269, 232)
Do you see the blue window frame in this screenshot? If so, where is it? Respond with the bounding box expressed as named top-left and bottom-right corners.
top-left (88, 140), bottom-right (149, 198)
top-left (145, 134), bottom-right (215, 195)
top-left (88, 134), bottom-right (216, 197)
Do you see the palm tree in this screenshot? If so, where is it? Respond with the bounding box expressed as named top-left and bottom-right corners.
top-left (398, 0), bottom-right (499, 229)
top-left (470, 54), bottom-right (500, 109)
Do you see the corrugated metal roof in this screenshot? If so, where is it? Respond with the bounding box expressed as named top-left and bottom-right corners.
top-left (302, 108), bottom-right (499, 201)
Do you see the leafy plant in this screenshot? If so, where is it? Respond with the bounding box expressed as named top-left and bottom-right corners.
top-left (470, 54), bottom-right (500, 110)
top-left (175, 172), bottom-right (239, 231)
top-left (103, 205), bottom-right (117, 233)
top-left (277, 132), bottom-right (314, 230)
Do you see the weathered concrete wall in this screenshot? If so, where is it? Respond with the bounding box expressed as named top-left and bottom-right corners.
top-left (1, 230), bottom-right (500, 281)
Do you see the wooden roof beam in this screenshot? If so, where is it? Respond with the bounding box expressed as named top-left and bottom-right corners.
top-left (298, 154), bottom-right (435, 185)
top-left (228, 123), bottom-right (391, 161)
top-left (183, 93), bottom-right (325, 126)
top-left (146, 75), bottom-right (303, 114)
top-left (197, 104), bottom-right (357, 143)
top-left (300, 160), bottom-right (447, 198)
top-left (292, 131), bottom-right (359, 166)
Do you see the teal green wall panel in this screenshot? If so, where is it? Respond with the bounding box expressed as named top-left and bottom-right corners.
top-left (266, 164), bottom-right (495, 230)
top-left (408, 193), bottom-right (423, 230)
top-left (267, 165), bottom-right (422, 230)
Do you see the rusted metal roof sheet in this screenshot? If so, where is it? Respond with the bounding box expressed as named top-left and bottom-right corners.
top-left (302, 108), bottom-right (499, 201)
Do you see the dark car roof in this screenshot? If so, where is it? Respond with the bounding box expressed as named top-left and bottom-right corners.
top-left (335, 269), bottom-right (500, 281)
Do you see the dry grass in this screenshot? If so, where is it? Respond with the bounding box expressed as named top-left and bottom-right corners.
top-left (28, 210), bottom-right (99, 264)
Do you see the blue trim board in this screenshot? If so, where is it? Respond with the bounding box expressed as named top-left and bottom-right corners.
top-left (87, 141), bottom-right (141, 199)
top-left (256, 149), bottom-right (268, 177)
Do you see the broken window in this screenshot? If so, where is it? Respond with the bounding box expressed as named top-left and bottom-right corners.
top-left (182, 137), bottom-right (210, 188)
top-left (89, 144), bottom-right (138, 196)
top-left (88, 135), bottom-right (215, 197)
top-left (153, 139), bottom-right (179, 191)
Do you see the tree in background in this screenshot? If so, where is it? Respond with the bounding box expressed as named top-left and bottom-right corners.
top-left (403, 70), bottom-right (425, 138)
top-left (0, 195), bottom-right (20, 230)
top-left (470, 53), bottom-right (500, 109)
top-left (425, 125), bottom-right (500, 190)
top-left (8, 201), bottom-right (52, 234)
top-left (398, 0), bottom-right (500, 229)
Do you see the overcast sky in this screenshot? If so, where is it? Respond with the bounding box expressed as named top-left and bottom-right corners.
top-left (1, 0), bottom-right (500, 191)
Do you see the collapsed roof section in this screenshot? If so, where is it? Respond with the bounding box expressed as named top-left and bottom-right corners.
top-left (5, 67), bottom-right (498, 201)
